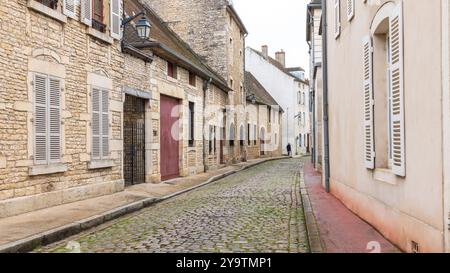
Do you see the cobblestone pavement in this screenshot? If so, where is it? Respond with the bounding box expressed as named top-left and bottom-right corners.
top-left (37, 158), bottom-right (309, 253)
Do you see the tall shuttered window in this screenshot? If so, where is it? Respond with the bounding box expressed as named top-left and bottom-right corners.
top-left (364, 2), bottom-right (405, 177)
top-left (34, 74), bottom-right (62, 164)
top-left (92, 88), bottom-right (109, 160)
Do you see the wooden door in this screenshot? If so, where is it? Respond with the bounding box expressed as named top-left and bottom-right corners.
top-left (160, 95), bottom-right (180, 180)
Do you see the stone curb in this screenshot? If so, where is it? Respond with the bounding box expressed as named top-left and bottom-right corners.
top-left (0, 156), bottom-right (288, 253)
top-left (299, 163), bottom-right (325, 253)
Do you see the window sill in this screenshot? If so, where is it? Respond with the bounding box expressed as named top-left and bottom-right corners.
top-left (29, 163), bottom-right (68, 176)
top-left (88, 28), bottom-right (114, 45)
top-left (27, 0), bottom-right (67, 24)
top-left (373, 168), bottom-right (398, 186)
top-left (88, 159), bottom-right (115, 170)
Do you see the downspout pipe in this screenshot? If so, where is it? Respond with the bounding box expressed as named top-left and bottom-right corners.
top-left (322, 0), bottom-right (331, 193)
top-left (203, 77), bottom-right (213, 172)
top-left (307, 7), bottom-right (316, 166)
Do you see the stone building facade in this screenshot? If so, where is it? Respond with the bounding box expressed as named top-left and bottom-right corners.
top-left (317, 0), bottom-right (450, 252)
top-left (306, 0), bottom-right (323, 172)
top-left (0, 0), bottom-right (285, 219)
top-left (245, 72), bottom-right (283, 160)
top-left (123, 0), bottom-right (231, 183)
top-left (143, 0), bottom-right (248, 164)
top-left (0, 0), bottom-right (125, 218)
top-left (245, 47), bottom-right (310, 155)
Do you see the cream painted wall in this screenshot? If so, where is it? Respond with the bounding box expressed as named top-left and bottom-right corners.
top-left (245, 48), bottom-right (309, 154)
top-left (326, 0), bottom-right (444, 252)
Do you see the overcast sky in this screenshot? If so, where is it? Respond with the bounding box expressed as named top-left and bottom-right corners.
top-left (233, 0), bottom-right (310, 74)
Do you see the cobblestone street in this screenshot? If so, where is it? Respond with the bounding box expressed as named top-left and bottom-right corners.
top-left (37, 159), bottom-right (309, 253)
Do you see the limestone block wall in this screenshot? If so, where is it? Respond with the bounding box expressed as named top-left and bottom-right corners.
top-left (0, 0), bottom-right (124, 218)
top-left (144, 0), bottom-right (230, 80)
top-left (148, 55), bottom-right (207, 182)
top-left (143, 0), bottom-right (247, 164)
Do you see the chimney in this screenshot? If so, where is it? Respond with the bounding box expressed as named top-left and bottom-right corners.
top-left (261, 45), bottom-right (268, 59)
top-left (275, 50), bottom-right (286, 68)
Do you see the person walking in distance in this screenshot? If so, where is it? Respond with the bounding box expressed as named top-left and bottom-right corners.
top-left (287, 143), bottom-right (292, 157)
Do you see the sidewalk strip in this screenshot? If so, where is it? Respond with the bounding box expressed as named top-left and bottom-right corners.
top-left (299, 161), bottom-right (325, 253)
top-left (0, 157), bottom-right (288, 253)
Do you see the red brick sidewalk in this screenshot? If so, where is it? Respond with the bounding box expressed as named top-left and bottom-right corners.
top-left (303, 160), bottom-right (400, 253)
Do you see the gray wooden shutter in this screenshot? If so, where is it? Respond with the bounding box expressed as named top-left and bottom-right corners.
top-left (101, 90), bottom-right (109, 158)
top-left (363, 36), bottom-right (375, 169)
top-left (49, 77), bottom-right (61, 163)
top-left (110, 0), bottom-right (121, 40)
top-left (389, 3), bottom-right (405, 177)
top-left (334, 0), bottom-right (341, 38)
top-left (34, 74), bottom-right (48, 164)
top-left (347, 0), bottom-right (355, 21)
top-left (63, 0), bottom-right (76, 19)
top-left (80, 0), bottom-right (92, 26)
top-left (92, 88), bottom-right (101, 159)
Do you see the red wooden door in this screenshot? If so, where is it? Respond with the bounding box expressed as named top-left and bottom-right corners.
top-left (160, 95), bottom-right (180, 180)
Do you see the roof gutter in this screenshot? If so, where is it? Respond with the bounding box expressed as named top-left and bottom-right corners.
top-left (321, 0), bottom-right (331, 193)
top-left (122, 45), bottom-right (154, 63)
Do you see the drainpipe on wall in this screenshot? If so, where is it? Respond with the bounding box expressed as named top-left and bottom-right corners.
top-left (321, 0), bottom-right (331, 193)
top-left (307, 7), bottom-right (316, 167)
top-left (243, 33), bottom-right (248, 161)
top-left (441, 0), bottom-right (450, 252)
top-left (203, 78), bottom-right (213, 173)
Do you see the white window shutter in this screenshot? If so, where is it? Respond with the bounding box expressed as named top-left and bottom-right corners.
top-left (92, 88), bottom-right (101, 159)
top-left (347, 0), bottom-right (355, 21)
top-left (49, 78), bottom-right (61, 163)
top-left (334, 0), bottom-right (341, 38)
top-left (362, 36), bottom-right (375, 169)
top-left (110, 0), bottom-right (122, 40)
top-left (63, 0), bottom-right (76, 19)
top-left (80, 0), bottom-right (92, 26)
top-left (389, 2), bottom-right (405, 177)
top-left (101, 90), bottom-right (109, 158)
top-left (34, 74), bottom-right (48, 165)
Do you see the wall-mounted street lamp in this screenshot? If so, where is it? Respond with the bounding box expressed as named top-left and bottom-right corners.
top-left (121, 11), bottom-right (151, 51)
top-left (135, 15), bottom-right (152, 40)
top-left (246, 94), bottom-right (256, 104)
